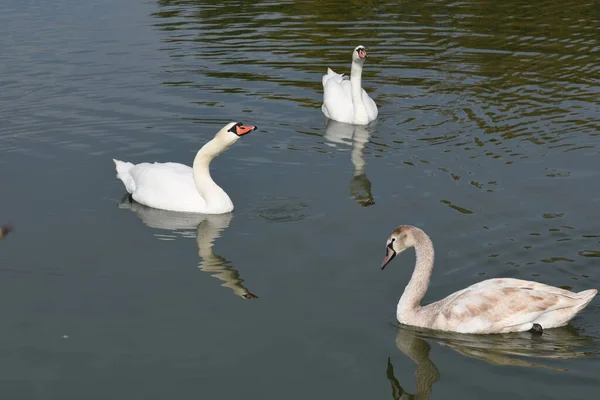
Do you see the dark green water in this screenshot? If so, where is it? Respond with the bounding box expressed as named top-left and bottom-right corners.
top-left (1, 0), bottom-right (599, 398)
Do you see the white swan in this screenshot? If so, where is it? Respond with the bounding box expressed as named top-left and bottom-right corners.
top-left (381, 225), bottom-right (597, 334)
top-left (113, 122), bottom-right (257, 214)
top-left (321, 45), bottom-right (378, 125)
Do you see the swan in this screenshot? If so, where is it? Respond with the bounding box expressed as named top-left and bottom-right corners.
top-left (381, 225), bottom-right (597, 334)
top-left (113, 122), bottom-right (257, 214)
top-left (321, 45), bottom-right (378, 125)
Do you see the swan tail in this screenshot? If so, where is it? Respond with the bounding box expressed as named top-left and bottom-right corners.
top-left (575, 289), bottom-right (597, 310)
top-left (322, 67), bottom-right (341, 87)
top-left (113, 159), bottom-right (136, 194)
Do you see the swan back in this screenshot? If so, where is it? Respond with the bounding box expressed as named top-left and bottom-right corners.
top-left (429, 279), bottom-right (597, 333)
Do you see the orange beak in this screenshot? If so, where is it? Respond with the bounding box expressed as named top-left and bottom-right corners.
top-left (358, 49), bottom-right (367, 59)
top-left (235, 125), bottom-right (257, 136)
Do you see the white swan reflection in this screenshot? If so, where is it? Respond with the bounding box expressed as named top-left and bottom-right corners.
top-left (386, 324), bottom-right (595, 398)
top-left (119, 197), bottom-right (257, 299)
top-left (324, 119), bottom-right (375, 207)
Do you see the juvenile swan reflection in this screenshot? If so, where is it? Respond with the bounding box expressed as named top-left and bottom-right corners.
top-left (393, 324), bottom-right (593, 377)
top-left (386, 328), bottom-right (439, 400)
top-left (324, 119), bottom-right (375, 207)
top-left (119, 198), bottom-right (257, 299)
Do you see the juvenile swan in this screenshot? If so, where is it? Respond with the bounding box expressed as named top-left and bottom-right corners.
top-left (381, 225), bottom-right (597, 334)
top-left (321, 45), bottom-right (378, 125)
top-left (113, 122), bottom-right (257, 214)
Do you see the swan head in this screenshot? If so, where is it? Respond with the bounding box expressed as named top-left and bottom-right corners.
top-left (381, 225), bottom-right (418, 270)
top-left (217, 122), bottom-right (258, 144)
top-left (352, 45), bottom-right (368, 63)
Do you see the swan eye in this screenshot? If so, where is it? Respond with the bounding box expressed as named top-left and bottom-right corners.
top-left (228, 123), bottom-right (243, 133)
top-left (387, 238), bottom-right (395, 250)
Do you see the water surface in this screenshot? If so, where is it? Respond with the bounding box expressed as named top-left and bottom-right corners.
top-left (1, 0), bottom-right (599, 398)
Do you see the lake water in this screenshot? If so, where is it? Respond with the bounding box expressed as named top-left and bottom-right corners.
top-left (1, 0), bottom-right (599, 398)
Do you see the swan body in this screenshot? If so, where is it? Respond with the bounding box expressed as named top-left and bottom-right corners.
top-left (381, 225), bottom-right (597, 334)
top-left (321, 45), bottom-right (378, 125)
top-left (113, 122), bottom-right (256, 214)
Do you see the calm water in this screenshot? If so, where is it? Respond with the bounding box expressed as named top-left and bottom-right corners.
top-left (1, 0), bottom-right (599, 398)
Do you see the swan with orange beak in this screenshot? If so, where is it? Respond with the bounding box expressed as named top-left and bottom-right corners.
top-left (114, 122), bottom-right (258, 214)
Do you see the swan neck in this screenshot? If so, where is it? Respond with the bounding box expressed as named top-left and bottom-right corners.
top-left (351, 60), bottom-right (363, 81)
top-left (195, 135), bottom-right (231, 162)
top-left (350, 61), bottom-right (369, 124)
top-left (350, 61), bottom-right (365, 103)
top-left (192, 136), bottom-right (234, 210)
top-left (397, 232), bottom-right (435, 319)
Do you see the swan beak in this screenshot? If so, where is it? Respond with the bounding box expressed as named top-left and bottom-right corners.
top-left (381, 246), bottom-right (396, 270)
top-left (235, 125), bottom-right (257, 136)
top-left (243, 293), bottom-right (259, 299)
top-left (358, 49), bottom-right (367, 59)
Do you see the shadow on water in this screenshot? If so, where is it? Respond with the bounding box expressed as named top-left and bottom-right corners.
top-left (386, 324), bottom-right (597, 398)
top-left (118, 197), bottom-right (257, 299)
top-left (324, 119), bottom-right (376, 207)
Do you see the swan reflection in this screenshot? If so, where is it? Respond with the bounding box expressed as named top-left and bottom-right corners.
top-left (424, 325), bottom-right (593, 368)
top-left (324, 119), bottom-right (375, 207)
top-left (119, 197), bottom-right (257, 299)
top-left (387, 324), bottom-right (595, 398)
top-left (387, 328), bottom-right (439, 400)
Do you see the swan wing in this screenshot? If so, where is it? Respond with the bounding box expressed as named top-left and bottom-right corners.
top-left (127, 162), bottom-right (207, 212)
top-left (322, 70), bottom-right (354, 124)
top-left (322, 68), bottom-right (348, 86)
top-left (362, 88), bottom-right (379, 121)
top-left (433, 278), bottom-right (595, 333)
